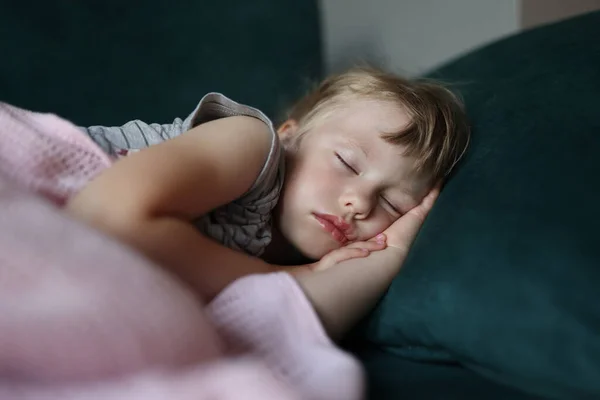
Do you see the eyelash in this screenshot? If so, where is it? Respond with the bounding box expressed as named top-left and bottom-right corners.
top-left (383, 197), bottom-right (401, 215)
top-left (336, 153), bottom-right (358, 174)
top-left (335, 153), bottom-right (401, 215)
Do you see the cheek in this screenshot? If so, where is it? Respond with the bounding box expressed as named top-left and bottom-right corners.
top-left (288, 160), bottom-right (338, 198)
top-left (361, 213), bottom-right (397, 239)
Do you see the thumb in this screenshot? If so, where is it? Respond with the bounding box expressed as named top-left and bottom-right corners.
top-left (385, 184), bottom-right (441, 251)
top-left (408, 183), bottom-right (441, 220)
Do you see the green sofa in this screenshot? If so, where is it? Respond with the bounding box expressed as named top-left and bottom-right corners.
top-left (3, 3), bottom-right (599, 399)
top-left (0, 1), bottom-right (321, 125)
top-left (348, 11), bottom-right (600, 400)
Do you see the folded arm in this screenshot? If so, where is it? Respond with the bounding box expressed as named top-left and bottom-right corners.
top-left (66, 115), bottom-right (300, 302)
top-left (294, 186), bottom-right (440, 340)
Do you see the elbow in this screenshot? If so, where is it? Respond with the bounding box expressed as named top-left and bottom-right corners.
top-left (65, 193), bottom-right (150, 246)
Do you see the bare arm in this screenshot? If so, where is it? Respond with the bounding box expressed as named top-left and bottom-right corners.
top-left (105, 216), bottom-right (308, 301)
top-left (67, 115), bottom-right (306, 301)
top-left (294, 186), bottom-right (441, 340)
top-left (293, 247), bottom-right (403, 340)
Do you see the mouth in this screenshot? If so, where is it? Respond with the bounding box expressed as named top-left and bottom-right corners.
top-left (313, 213), bottom-right (351, 244)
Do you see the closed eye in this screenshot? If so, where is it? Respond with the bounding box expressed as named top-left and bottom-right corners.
top-left (381, 196), bottom-right (402, 215)
top-left (335, 153), bottom-right (359, 175)
top-left (336, 152), bottom-right (401, 215)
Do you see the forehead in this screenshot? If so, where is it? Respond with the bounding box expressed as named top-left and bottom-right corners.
top-left (318, 99), bottom-right (411, 165)
top-left (324, 99), bottom-right (411, 136)
top-left (316, 99), bottom-right (430, 198)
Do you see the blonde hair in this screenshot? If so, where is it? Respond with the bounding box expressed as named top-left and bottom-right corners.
top-left (283, 66), bottom-right (470, 184)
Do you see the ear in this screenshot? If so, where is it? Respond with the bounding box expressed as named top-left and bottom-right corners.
top-left (277, 119), bottom-right (299, 141)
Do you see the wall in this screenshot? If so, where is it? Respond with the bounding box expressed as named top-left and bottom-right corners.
top-left (521, 0), bottom-right (600, 28)
top-left (320, 0), bottom-right (600, 76)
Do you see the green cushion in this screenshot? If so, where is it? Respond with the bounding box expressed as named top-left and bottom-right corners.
top-left (355, 344), bottom-right (544, 399)
top-left (0, 1), bottom-right (321, 126)
top-left (357, 11), bottom-right (600, 399)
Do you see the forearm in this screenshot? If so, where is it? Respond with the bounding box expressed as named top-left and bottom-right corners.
top-left (66, 208), bottom-right (308, 301)
top-left (120, 218), bottom-right (270, 301)
top-left (293, 246), bottom-right (406, 341)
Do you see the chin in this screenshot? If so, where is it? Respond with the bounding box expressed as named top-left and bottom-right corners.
top-left (295, 239), bottom-right (338, 261)
top-left (279, 218), bottom-right (340, 261)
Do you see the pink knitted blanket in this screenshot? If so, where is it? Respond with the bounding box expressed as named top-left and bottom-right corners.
top-left (0, 103), bottom-right (364, 400)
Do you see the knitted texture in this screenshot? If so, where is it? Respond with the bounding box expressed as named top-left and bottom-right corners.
top-left (0, 103), bottom-right (112, 205)
top-left (0, 102), bottom-right (364, 399)
top-left (207, 273), bottom-right (365, 400)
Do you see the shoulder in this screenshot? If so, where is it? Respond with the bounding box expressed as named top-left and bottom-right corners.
top-left (184, 93), bottom-right (277, 138)
top-left (185, 93), bottom-right (283, 196)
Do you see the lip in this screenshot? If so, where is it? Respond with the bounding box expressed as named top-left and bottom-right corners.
top-left (313, 213), bottom-right (352, 244)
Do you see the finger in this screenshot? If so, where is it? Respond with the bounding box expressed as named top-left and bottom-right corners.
top-left (344, 240), bottom-right (386, 252)
top-left (420, 185), bottom-right (440, 208)
top-left (313, 247), bottom-right (370, 271)
top-left (367, 233), bottom-right (387, 243)
top-left (424, 184), bottom-right (441, 207)
top-left (384, 186), bottom-right (441, 250)
top-left (409, 185), bottom-right (441, 219)
top-left (326, 248), bottom-right (370, 265)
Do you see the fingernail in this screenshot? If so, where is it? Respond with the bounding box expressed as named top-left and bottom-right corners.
top-left (376, 233), bottom-right (386, 242)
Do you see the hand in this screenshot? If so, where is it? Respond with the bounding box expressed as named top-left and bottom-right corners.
top-left (310, 234), bottom-right (387, 272)
top-left (382, 184), bottom-right (441, 254)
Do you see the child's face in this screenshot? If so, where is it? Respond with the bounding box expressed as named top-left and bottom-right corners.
top-left (276, 99), bottom-right (431, 260)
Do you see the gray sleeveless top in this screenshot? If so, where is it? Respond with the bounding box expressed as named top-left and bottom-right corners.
top-left (82, 93), bottom-right (285, 257)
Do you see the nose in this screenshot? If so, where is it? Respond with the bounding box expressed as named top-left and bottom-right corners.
top-left (340, 186), bottom-right (376, 219)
